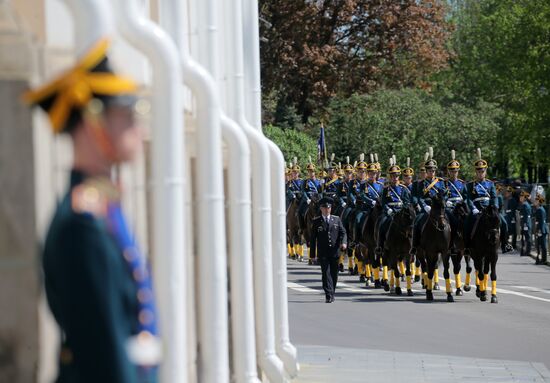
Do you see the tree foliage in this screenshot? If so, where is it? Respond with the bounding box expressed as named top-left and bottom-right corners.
top-left (264, 124), bottom-right (319, 167)
top-left (260, 0), bottom-right (452, 121)
top-left (446, 0), bottom-right (550, 181)
top-left (324, 89), bottom-right (503, 177)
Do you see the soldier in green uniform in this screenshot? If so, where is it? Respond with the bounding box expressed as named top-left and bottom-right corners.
top-left (534, 194), bottom-right (548, 264)
top-left (519, 190), bottom-right (533, 257)
top-left (23, 39), bottom-right (160, 383)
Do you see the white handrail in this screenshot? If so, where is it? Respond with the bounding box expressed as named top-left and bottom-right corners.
top-left (62, 0), bottom-right (113, 56)
top-left (157, 2), bottom-right (230, 382)
top-left (225, 0), bottom-right (287, 381)
top-left (182, 0), bottom-right (262, 382)
top-left (242, 0), bottom-right (299, 376)
top-left (113, 1), bottom-right (187, 382)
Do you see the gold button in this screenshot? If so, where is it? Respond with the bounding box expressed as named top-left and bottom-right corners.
top-left (133, 268), bottom-right (148, 281)
top-left (137, 288), bottom-right (152, 303)
top-left (139, 309), bottom-right (154, 325)
top-left (60, 347), bottom-right (73, 365)
top-left (123, 247), bottom-right (138, 262)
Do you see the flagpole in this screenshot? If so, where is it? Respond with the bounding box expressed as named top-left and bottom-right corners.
top-left (322, 122), bottom-right (328, 167)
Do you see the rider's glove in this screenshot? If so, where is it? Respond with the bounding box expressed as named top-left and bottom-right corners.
top-left (306, 199), bottom-right (311, 205)
top-left (371, 200), bottom-right (376, 207)
top-left (342, 202), bottom-right (347, 208)
top-left (445, 201), bottom-right (453, 208)
top-left (387, 208), bottom-right (394, 216)
top-left (472, 208), bottom-right (480, 215)
top-left (424, 205), bottom-right (431, 213)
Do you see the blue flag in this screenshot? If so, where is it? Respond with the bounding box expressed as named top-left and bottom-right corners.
top-left (317, 127), bottom-right (325, 161)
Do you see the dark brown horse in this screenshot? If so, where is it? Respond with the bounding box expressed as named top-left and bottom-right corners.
top-left (384, 205), bottom-right (416, 295)
top-left (417, 194), bottom-right (451, 301)
top-left (286, 198), bottom-right (303, 261)
top-left (302, 193), bottom-right (321, 265)
top-left (471, 205), bottom-right (500, 303)
top-left (448, 201), bottom-right (470, 296)
top-left (358, 202), bottom-right (383, 287)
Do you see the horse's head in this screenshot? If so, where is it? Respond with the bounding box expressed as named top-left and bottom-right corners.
top-left (310, 193), bottom-right (321, 204)
top-left (453, 200), bottom-right (470, 220)
top-left (395, 204), bottom-right (416, 227)
top-left (431, 193), bottom-right (445, 210)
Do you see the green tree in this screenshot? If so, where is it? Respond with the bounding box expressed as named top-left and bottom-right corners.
top-left (446, 0), bottom-right (550, 182)
top-left (260, 0), bottom-right (452, 122)
top-left (324, 89), bottom-right (503, 178)
top-left (264, 125), bottom-right (319, 168)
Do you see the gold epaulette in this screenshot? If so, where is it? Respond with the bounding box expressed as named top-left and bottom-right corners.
top-left (71, 177), bottom-right (120, 217)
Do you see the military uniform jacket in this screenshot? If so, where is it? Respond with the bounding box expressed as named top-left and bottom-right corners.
top-left (520, 201), bottom-right (532, 230)
top-left (446, 178), bottom-right (466, 206)
top-left (42, 171), bottom-right (150, 383)
top-left (355, 180), bottom-right (383, 207)
top-left (323, 177), bottom-right (345, 204)
top-left (535, 206), bottom-right (548, 235)
top-left (310, 215), bottom-right (347, 259)
top-left (302, 177), bottom-right (322, 198)
top-left (286, 178), bottom-right (303, 201)
top-left (341, 178), bottom-right (356, 205)
top-left (465, 179), bottom-right (498, 211)
top-left (506, 196), bottom-right (519, 220)
top-left (418, 177), bottom-right (448, 209)
top-left (381, 183), bottom-right (411, 215)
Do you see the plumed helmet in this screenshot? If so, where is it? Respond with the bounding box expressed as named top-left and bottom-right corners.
top-left (473, 148), bottom-right (488, 169)
top-left (402, 157), bottom-right (414, 176)
top-left (447, 149), bottom-right (461, 170)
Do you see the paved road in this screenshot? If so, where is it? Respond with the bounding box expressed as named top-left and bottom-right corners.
top-left (287, 250), bottom-right (550, 382)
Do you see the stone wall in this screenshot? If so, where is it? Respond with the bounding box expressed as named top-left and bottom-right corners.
top-left (0, 79), bottom-right (39, 383)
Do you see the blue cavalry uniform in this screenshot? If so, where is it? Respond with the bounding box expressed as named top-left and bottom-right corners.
top-left (411, 156), bottom-right (448, 252)
top-left (535, 194), bottom-right (548, 264)
top-left (339, 161), bottom-right (357, 229)
top-left (322, 162), bottom-right (346, 207)
top-left (519, 190), bottom-right (532, 257)
top-left (24, 39), bottom-right (160, 383)
top-left (376, 163), bottom-right (411, 253)
top-left (299, 161), bottom-right (322, 218)
top-left (354, 162), bottom-right (384, 238)
top-left (445, 152), bottom-right (467, 250)
top-left (286, 163), bottom-right (303, 209)
top-left (463, 155), bottom-right (501, 252)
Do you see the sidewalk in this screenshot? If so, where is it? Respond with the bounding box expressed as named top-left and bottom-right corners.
top-left (293, 345), bottom-right (550, 383)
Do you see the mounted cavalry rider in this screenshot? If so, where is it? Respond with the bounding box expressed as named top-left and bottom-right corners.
top-left (402, 157), bottom-right (415, 192)
top-left (340, 157), bottom-right (356, 232)
top-left (376, 157), bottom-right (412, 255)
top-left (299, 156), bottom-right (322, 218)
top-left (445, 150), bottom-right (466, 240)
top-left (410, 147), bottom-right (449, 256)
top-left (463, 149), bottom-right (501, 254)
top-left (286, 158), bottom-right (303, 209)
top-left (373, 153), bottom-right (386, 184)
top-left (353, 155), bottom-right (384, 235)
top-left (322, 154), bottom-right (346, 209)
top-left (410, 153), bottom-right (428, 214)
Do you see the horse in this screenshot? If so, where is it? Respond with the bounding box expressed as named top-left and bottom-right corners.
top-left (448, 201), bottom-right (470, 296)
top-left (286, 197), bottom-right (304, 261)
top-left (358, 201), bottom-right (383, 287)
top-left (384, 204), bottom-right (416, 295)
top-left (302, 193), bottom-right (321, 265)
top-left (417, 193), bottom-right (451, 301)
top-left (470, 205), bottom-right (500, 303)
top-left (339, 203), bottom-right (356, 274)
